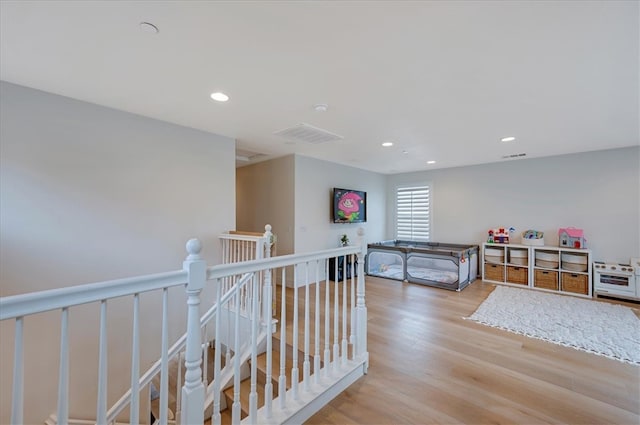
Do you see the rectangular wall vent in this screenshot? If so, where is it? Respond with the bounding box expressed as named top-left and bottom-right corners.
top-left (274, 123), bottom-right (344, 144)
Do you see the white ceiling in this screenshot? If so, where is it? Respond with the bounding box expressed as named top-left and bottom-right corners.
top-left (1, 1), bottom-right (638, 174)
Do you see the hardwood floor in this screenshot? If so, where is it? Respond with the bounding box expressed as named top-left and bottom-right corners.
top-left (306, 277), bottom-right (640, 425)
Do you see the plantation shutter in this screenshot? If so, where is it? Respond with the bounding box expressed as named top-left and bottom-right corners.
top-left (396, 185), bottom-right (430, 241)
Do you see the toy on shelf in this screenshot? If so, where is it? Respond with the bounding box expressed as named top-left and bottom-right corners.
top-left (521, 229), bottom-right (545, 246)
top-left (487, 227), bottom-right (515, 244)
top-left (558, 227), bottom-right (586, 249)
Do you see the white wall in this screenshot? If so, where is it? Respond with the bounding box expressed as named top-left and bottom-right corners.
top-left (0, 82), bottom-right (236, 423)
top-left (294, 155), bottom-right (386, 253)
top-left (236, 155), bottom-right (295, 255)
top-left (237, 154), bottom-right (387, 256)
top-left (386, 147), bottom-right (640, 263)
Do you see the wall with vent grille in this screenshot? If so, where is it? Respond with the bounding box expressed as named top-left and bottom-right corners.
top-left (386, 147), bottom-right (639, 264)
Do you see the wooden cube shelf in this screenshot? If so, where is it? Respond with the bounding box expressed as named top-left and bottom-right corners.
top-left (482, 243), bottom-right (591, 298)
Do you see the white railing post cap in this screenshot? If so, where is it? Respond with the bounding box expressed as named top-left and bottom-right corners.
top-left (185, 238), bottom-right (203, 260)
top-left (265, 224), bottom-right (272, 233)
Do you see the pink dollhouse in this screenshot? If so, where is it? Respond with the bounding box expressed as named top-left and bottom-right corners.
top-left (558, 227), bottom-right (586, 248)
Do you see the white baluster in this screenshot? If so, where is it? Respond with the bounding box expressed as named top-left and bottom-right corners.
top-left (11, 317), bottom-right (23, 425)
top-left (333, 260), bottom-right (339, 374)
top-left (181, 238), bottom-right (206, 425)
top-left (263, 260), bottom-right (274, 418)
top-left (314, 261), bottom-right (321, 385)
top-left (212, 278), bottom-right (222, 425)
top-left (97, 300), bottom-right (108, 424)
top-left (225, 291), bottom-right (231, 370)
top-left (232, 239), bottom-right (236, 263)
top-left (232, 288), bottom-right (241, 424)
top-left (303, 263), bottom-right (310, 391)
top-left (130, 296), bottom-right (140, 425)
top-left (57, 308), bottom-right (69, 425)
top-left (278, 268), bottom-right (287, 409)
top-left (202, 326), bottom-right (209, 384)
top-left (249, 276), bottom-right (259, 422)
top-left (342, 255), bottom-right (348, 366)
top-left (324, 260), bottom-right (331, 378)
top-left (356, 228), bottom-right (368, 369)
top-left (160, 288), bottom-right (169, 425)
top-left (291, 264), bottom-right (299, 400)
top-left (222, 238), bottom-right (227, 264)
top-left (350, 254), bottom-right (356, 357)
top-left (262, 225), bottom-right (273, 322)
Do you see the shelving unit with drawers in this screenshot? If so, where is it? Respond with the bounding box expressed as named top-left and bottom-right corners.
top-left (482, 243), bottom-right (592, 298)
top-left (482, 243), bottom-right (531, 287)
top-left (532, 247), bottom-right (592, 297)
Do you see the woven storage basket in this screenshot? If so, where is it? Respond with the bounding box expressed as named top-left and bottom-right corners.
top-left (561, 272), bottom-right (588, 294)
top-left (484, 264), bottom-right (504, 281)
top-left (507, 266), bottom-right (528, 285)
top-left (534, 270), bottom-right (558, 290)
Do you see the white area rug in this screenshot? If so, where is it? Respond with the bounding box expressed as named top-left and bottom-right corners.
top-left (467, 286), bottom-right (640, 365)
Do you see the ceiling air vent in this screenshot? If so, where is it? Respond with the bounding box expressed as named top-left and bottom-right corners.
top-left (501, 153), bottom-right (527, 159)
top-left (274, 123), bottom-right (344, 144)
top-left (236, 148), bottom-right (266, 163)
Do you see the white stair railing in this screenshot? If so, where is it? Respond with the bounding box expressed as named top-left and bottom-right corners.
top-left (1, 268), bottom-right (189, 425)
top-left (0, 228), bottom-right (368, 425)
top-left (219, 225), bottom-right (274, 322)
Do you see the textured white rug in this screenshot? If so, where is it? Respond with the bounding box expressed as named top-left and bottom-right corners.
top-left (467, 286), bottom-right (640, 365)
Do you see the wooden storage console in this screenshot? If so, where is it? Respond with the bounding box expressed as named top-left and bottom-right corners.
top-left (482, 243), bottom-right (592, 298)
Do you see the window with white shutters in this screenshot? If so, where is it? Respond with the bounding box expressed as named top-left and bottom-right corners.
top-left (396, 185), bottom-right (430, 241)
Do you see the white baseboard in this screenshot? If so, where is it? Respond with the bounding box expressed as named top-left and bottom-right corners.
top-left (247, 355), bottom-right (367, 425)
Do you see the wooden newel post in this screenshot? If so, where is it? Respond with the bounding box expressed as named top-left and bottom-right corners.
top-left (181, 238), bottom-right (206, 425)
top-left (356, 227), bottom-right (369, 371)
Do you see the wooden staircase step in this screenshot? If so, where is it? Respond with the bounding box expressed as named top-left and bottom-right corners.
top-left (222, 378), bottom-right (267, 419)
top-left (254, 351), bottom-right (297, 394)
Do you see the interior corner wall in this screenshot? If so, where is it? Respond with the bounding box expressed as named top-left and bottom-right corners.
top-left (386, 146), bottom-right (640, 263)
top-left (0, 81), bottom-right (236, 423)
top-left (236, 155), bottom-right (295, 255)
top-left (293, 155), bottom-right (386, 254)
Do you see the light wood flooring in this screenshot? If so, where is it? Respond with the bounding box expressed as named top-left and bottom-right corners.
top-left (306, 277), bottom-right (640, 425)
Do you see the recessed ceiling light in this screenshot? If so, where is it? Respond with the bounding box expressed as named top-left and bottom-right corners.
top-left (139, 22), bottom-right (159, 34)
top-left (427, 160), bottom-right (436, 164)
top-left (382, 142), bottom-right (393, 147)
top-left (500, 136), bottom-right (516, 142)
top-left (210, 92), bottom-right (229, 102)
top-left (313, 103), bottom-right (328, 112)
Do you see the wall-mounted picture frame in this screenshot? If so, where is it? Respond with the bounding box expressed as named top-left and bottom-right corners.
top-left (332, 188), bottom-right (367, 223)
